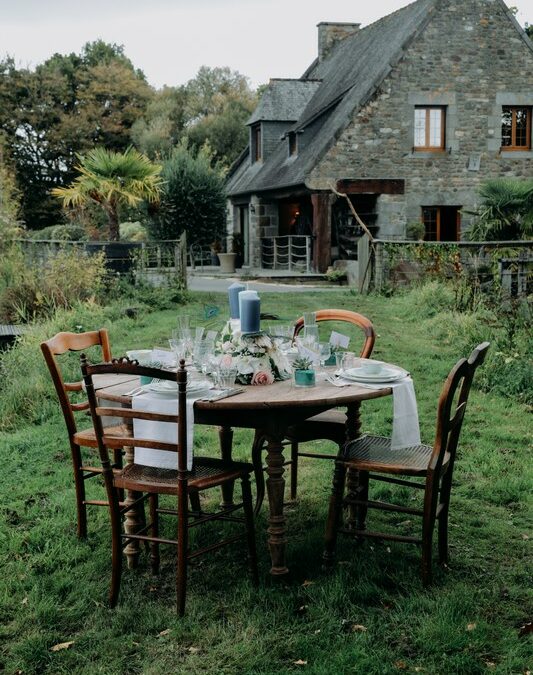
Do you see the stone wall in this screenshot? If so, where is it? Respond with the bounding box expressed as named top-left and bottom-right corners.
top-left (308, 0), bottom-right (533, 239)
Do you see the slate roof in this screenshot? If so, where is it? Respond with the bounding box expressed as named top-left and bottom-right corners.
top-left (227, 0), bottom-right (437, 197)
top-left (247, 79), bottom-right (322, 124)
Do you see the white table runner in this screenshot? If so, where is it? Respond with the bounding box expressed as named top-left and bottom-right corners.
top-left (132, 392), bottom-right (199, 471)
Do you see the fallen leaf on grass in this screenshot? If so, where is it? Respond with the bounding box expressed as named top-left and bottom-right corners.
top-left (21, 597), bottom-right (28, 605)
top-left (188, 646), bottom-right (201, 654)
top-left (466, 623), bottom-right (477, 631)
top-left (295, 604), bottom-right (308, 615)
top-left (50, 641), bottom-right (74, 652)
top-left (341, 619), bottom-right (367, 633)
top-left (158, 629), bottom-right (171, 637)
top-left (314, 629), bottom-right (321, 635)
top-left (394, 660), bottom-right (407, 670)
top-left (301, 580), bottom-right (314, 587)
top-left (518, 622), bottom-right (532, 638)
top-left (521, 534), bottom-right (529, 540)
top-left (293, 660), bottom-right (307, 666)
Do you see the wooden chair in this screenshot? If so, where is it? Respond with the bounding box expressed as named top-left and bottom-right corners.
top-left (252, 309), bottom-right (376, 512)
top-left (41, 329), bottom-right (127, 538)
top-left (81, 356), bottom-right (259, 615)
top-left (323, 342), bottom-right (490, 585)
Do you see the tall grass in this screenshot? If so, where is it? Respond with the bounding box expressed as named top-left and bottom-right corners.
top-left (0, 286), bottom-right (531, 674)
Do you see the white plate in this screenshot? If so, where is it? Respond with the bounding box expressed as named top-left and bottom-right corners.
top-left (342, 366), bottom-right (408, 383)
top-left (145, 379), bottom-right (211, 394)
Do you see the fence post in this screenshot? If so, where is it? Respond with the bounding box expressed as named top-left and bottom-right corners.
top-left (374, 242), bottom-right (384, 291)
top-left (305, 237), bottom-right (311, 273)
top-left (179, 233), bottom-right (187, 289)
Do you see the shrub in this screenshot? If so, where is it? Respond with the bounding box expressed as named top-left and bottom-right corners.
top-left (29, 223), bottom-right (88, 241)
top-left (0, 246), bottom-right (108, 323)
top-left (468, 178), bottom-right (533, 240)
top-left (119, 221), bottom-right (149, 241)
top-left (148, 142), bottom-right (226, 247)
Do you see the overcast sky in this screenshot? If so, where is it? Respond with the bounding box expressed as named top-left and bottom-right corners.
top-left (0, 0), bottom-right (531, 89)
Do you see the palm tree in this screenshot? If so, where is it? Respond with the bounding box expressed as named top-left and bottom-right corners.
top-left (52, 147), bottom-right (163, 241)
top-left (468, 178), bottom-right (533, 241)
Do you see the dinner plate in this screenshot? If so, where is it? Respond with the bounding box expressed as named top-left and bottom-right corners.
top-left (145, 379), bottom-right (211, 394)
top-left (341, 366), bottom-right (408, 383)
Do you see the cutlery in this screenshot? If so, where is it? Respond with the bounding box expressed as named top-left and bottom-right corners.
top-left (199, 388), bottom-right (244, 402)
top-left (124, 386), bottom-right (144, 396)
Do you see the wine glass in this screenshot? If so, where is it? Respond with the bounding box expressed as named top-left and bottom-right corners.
top-left (319, 342), bottom-right (332, 369)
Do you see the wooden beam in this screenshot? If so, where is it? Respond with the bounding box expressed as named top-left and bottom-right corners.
top-left (311, 193), bottom-right (332, 273)
top-left (335, 179), bottom-right (405, 195)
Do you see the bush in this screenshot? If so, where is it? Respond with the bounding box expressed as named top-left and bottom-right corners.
top-left (148, 142), bottom-right (226, 247)
top-left (29, 224), bottom-right (88, 241)
top-left (0, 246), bottom-right (108, 323)
top-left (119, 221), bottom-right (149, 241)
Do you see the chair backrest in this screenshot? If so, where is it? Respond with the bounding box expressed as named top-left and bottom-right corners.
top-left (41, 330), bottom-right (112, 439)
top-left (429, 342), bottom-right (490, 474)
top-left (81, 356), bottom-right (189, 474)
top-left (293, 309), bottom-right (375, 358)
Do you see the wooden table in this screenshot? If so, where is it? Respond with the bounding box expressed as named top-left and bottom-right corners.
top-left (96, 375), bottom-right (392, 576)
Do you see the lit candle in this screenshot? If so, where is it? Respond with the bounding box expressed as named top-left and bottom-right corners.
top-left (239, 290), bottom-right (261, 333)
top-left (228, 282), bottom-right (246, 319)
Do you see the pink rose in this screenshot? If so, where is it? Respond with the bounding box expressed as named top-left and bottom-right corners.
top-left (220, 354), bottom-right (233, 367)
top-left (251, 370), bottom-right (274, 386)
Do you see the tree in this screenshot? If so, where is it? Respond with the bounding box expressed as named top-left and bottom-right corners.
top-left (149, 142), bottom-right (226, 247)
top-left (0, 42), bottom-right (153, 228)
top-left (183, 67), bottom-right (257, 166)
top-left (131, 86), bottom-right (188, 159)
top-left (468, 178), bottom-right (533, 240)
top-left (52, 147), bottom-right (163, 241)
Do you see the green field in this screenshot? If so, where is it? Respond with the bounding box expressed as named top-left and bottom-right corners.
top-left (0, 288), bottom-right (531, 674)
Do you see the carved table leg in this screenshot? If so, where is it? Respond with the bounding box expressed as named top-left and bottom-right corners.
top-left (123, 445), bottom-right (141, 569)
top-left (265, 433), bottom-right (288, 576)
top-left (344, 402), bottom-right (362, 531)
top-left (219, 426), bottom-right (235, 508)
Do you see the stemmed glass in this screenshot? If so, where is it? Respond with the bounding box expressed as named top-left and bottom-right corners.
top-left (319, 342), bottom-right (332, 369)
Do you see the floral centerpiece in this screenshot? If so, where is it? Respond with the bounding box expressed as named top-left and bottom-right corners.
top-left (217, 322), bottom-right (291, 385)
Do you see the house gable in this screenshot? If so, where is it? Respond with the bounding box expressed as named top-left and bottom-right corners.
top-left (308, 0), bottom-right (533, 235)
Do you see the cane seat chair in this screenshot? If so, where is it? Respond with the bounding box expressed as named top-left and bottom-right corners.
top-left (81, 356), bottom-right (259, 615)
top-left (323, 342), bottom-right (490, 585)
top-left (41, 329), bottom-right (129, 538)
top-left (252, 309), bottom-right (376, 513)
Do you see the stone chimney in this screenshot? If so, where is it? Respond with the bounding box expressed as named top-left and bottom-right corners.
top-left (317, 22), bottom-right (360, 61)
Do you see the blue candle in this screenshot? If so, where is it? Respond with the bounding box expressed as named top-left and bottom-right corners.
top-left (228, 282), bottom-right (246, 319)
top-left (239, 290), bottom-right (261, 333)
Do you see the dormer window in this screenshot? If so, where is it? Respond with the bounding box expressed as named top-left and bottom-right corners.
top-left (251, 124), bottom-right (262, 163)
top-left (288, 132), bottom-right (298, 157)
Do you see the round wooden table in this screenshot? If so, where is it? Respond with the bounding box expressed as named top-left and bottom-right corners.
top-left (96, 374), bottom-right (392, 576)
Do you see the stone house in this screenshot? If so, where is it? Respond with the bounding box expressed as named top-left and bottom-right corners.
top-left (225, 0), bottom-right (533, 272)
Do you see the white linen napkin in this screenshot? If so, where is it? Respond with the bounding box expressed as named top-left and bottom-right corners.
top-left (132, 392), bottom-right (197, 471)
top-left (151, 348), bottom-right (176, 367)
top-left (357, 376), bottom-right (421, 450)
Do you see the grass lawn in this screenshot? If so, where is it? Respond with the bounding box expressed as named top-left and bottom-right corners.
top-left (0, 288), bottom-right (531, 674)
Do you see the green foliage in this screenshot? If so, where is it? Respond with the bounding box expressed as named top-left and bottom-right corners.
top-left (406, 220), bottom-right (425, 240)
top-left (0, 148), bottom-right (23, 240)
top-left (468, 178), bottom-right (533, 241)
top-left (119, 221), bottom-right (148, 242)
top-left (52, 147), bottom-right (163, 241)
top-left (149, 142), bottom-right (226, 247)
top-left (324, 267), bottom-right (348, 283)
top-left (28, 223), bottom-right (88, 241)
top-left (0, 43), bottom-right (152, 228)
top-left (0, 245), bottom-right (108, 323)
top-left (131, 86), bottom-right (188, 159)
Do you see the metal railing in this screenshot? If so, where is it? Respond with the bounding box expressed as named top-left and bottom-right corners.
top-left (260, 235), bottom-right (312, 272)
top-left (14, 234), bottom-right (188, 289)
top-left (370, 239), bottom-right (532, 297)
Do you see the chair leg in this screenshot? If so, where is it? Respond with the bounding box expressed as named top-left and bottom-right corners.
top-left (113, 449), bottom-right (124, 503)
top-left (421, 516), bottom-right (435, 587)
top-left (290, 441), bottom-right (298, 501)
top-left (176, 487), bottom-right (189, 616)
top-left (241, 475), bottom-right (259, 586)
top-left (356, 470), bottom-right (370, 533)
top-left (323, 461), bottom-right (347, 565)
top-left (437, 473), bottom-right (453, 565)
top-left (251, 430), bottom-right (266, 516)
top-left (189, 492), bottom-right (202, 516)
top-left (149, 494), bottom-right (160, 575)
top-left (108, 491), bottom-right (123, 608)
top-left (72, 445), bottom-right (88, 539)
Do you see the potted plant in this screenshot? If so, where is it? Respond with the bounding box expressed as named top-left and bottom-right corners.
top-left (218, 238), bottom-right (237, 274)
top-left (293, 355), bottom-right (316, 387)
